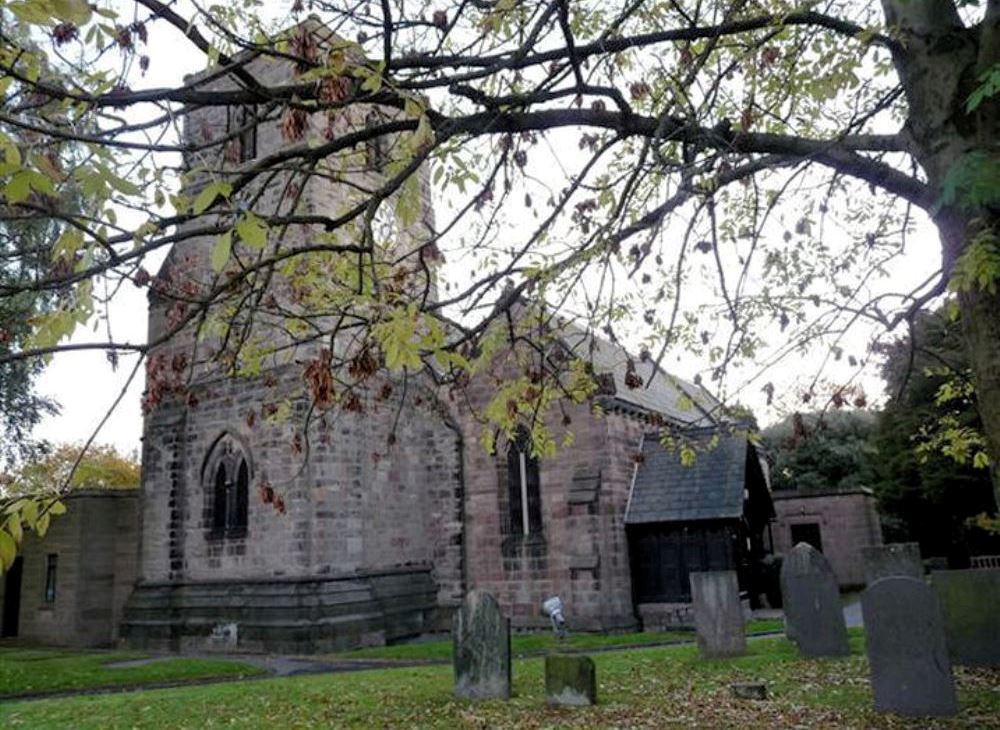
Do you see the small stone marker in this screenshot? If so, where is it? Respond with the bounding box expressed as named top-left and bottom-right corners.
top-left (208, 622), bottom-right (238, 649)
top-left (862, 543), bottom-right (923, 585)
top-left (545, 654), bottom-right (597, 706)
top-left (780, 543), bottom-right (849, 657)
top-left (931, 568), bottom-right (1000, 667)
top-left (453, 590), bottom-right (511, 700)
top-left (689, 570), bottom-right (746, 658)
top-left (730, 682), bottom-right (767, 700)
top-left (862, 576), bottom-right (958, 717)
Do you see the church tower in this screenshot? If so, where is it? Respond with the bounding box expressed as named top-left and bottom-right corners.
top-left (125, 19), bottom-right (462, 654)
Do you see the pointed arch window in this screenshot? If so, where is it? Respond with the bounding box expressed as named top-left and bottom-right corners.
top-left (206, 436), bottom-right (250, 539)
top-left (364, 110), bottom-right (386, 172)
top-left (507, 427), bottom-right (543, 536)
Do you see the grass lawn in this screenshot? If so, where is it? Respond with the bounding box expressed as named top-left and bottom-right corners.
top-left (327, 617), bottom-right (785, 662)
top-left (4, 631), bottom-right (997, 729)
top-left (0, 647), bottom-right (265, 698)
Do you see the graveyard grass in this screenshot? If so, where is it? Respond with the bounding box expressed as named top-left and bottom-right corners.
top-left (4, 632), bottom-right (1000, 728)
top-left (328, 618), bottom-right (785, 661)
top-left (0, 647), bottom-right (264, 698)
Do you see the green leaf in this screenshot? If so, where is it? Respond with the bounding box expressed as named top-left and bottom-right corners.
top-left (51, 0), bottom-right (94, 25)
top-left (4, 171), bottom-right (32, 204)
top-left (193, 181), bottom-right (232, 214)
top-left (0, 530), bottom-right (15, 573)
top-left (211, 231), bottom-right (233, 272)
top-left (940, 151), bottom-right (1000, 211)
top-left (236, 213), bottom-right (268, 250)
top-left (966, 63), bottom-right (1000, 113)
top-left (4, 515), bottom-right (22, 544)
top-left (35, 512), bottom-right (50, 538)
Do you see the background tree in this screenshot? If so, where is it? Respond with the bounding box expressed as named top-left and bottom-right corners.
top-left (0, 442), bottom-right (140, 568)
top-left (763, 409), bottom-right (876, 492)
top-left (0, 1), bottom-right (998, 569)
top-left (0, 21), bottom-right (88, 467)
top-left (869, 304), bottom-right (999, 561)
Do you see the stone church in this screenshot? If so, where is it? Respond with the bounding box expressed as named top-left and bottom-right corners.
top-left (7, 22), bottom-right (776, 652)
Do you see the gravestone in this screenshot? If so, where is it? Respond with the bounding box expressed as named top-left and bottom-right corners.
top-left (930, 568), bottom-right (1000, 667)
top-left (545, 654), bottom-right (597, 706)
top-left (689, 571), bottom-right (746, 658)
top-left (779, 543), bottom-right (849, 656)
top-left (862, 543), bottom-right (923, 585)
top-left (453, 590), bottom-right (511, 700)
top-left (862, 576), bottom-right (958, 716)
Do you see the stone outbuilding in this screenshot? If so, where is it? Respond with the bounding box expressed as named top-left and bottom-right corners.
top-left (625, 430), bottom-right (774, 621)
top-left (771, 487), bottom-right (883, 588)
top-left (0, 490), bottom-right (139, 647)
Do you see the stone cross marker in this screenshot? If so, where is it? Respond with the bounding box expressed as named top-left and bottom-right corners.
top-left (862, 543), bottom-right (923, 585)
top-left (545, 654), bottom-right (597, 706)
top-left (862, 576), bottom-right (958, 717)
top-left (453, 590), bottom-right (511, 700)
top-left (780, 543), bottom-right (849, 657)
top-left (689, 570), bottom-right (746, 658)
top-left (931, 568), bottom-right (1000, 667)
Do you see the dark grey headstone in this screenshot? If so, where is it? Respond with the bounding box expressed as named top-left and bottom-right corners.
top-left (780, 543), bottom-right (849, 656)
top-left (453, 590), bottom-right (511, 699)
top-left (862, 543), bottom-right (923, 585)
top-left (545, 654), bottom-right (597, 706)
top-left (931, 568), bottom-right (1000, 667)
top-left (690, 570), bottom-right (746, 658)
top-left (862, 576), bottom-right (958, 716)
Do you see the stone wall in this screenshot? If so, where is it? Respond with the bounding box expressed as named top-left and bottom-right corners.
top-left (453, 357), bottom-right (644, 631)
top-left (772, 490), bottom-right (882, 588)
top-left (9, 491), bottom-right (138, 647)
top-left (130, 363), bottom-right (463, 650)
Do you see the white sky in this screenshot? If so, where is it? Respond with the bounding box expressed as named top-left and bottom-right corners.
top-left (32, 3), bottom-right (944, 457)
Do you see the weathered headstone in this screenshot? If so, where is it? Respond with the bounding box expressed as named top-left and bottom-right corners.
top-left (453, 590), bottom-right (511, 700)
top-left (862, 543), bottom-right (923, 585)
top-left (780, 542), bottom-right (849, 657)
top-left (931, 568), bottom-right (1000, 667)
top-left (545, 654), bottom-right (597, 706)
top-left (862, 576), bottom-right (958, 716)
top-left (689, 570), bottom-right (746, 658)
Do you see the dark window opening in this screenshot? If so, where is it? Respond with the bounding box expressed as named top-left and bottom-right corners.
top-left (227, 106), bottom-right (257, 163)
top-left (44, 554), bottom-right (57, 603)
top-left (790, 522), bottom-right (823, 553)
top-left (209, 441), bottom-right (250, 539)
top-left (2, 556), bottom-right (23, 637)
top-left (364, 110), bottom-right (385, 171)
top-left (506, 427), bottom-right (543, 537)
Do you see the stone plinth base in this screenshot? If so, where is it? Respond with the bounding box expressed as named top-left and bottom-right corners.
top-left (122, 566), bottom-right (437, 654)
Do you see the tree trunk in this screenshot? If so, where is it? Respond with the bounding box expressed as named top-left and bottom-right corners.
top-left (882, 0), bottom-right (1000, 511)
top-left (950, 220), bottom-right (1000, 512)
top-left (937, 210), bottom-right (1000, 512)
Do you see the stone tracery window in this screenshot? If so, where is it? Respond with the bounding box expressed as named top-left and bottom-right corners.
top-left (225, 105), bottom-right (257, 163)
top-left (206, 436), bottom-right (250, 539)
top-left (364, 109), bottom-right (386, 171)
top-left (506, 426), bottom-right (543, 536)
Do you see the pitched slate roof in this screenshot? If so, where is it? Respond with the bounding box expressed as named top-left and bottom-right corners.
top-left (558, 325), bottom-right (721, 426)
top-left (624, 431), bottom-right (750, 525)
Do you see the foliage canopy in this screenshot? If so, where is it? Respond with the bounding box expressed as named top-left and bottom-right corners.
top-left (0, 1), bottom-right (998, 562)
